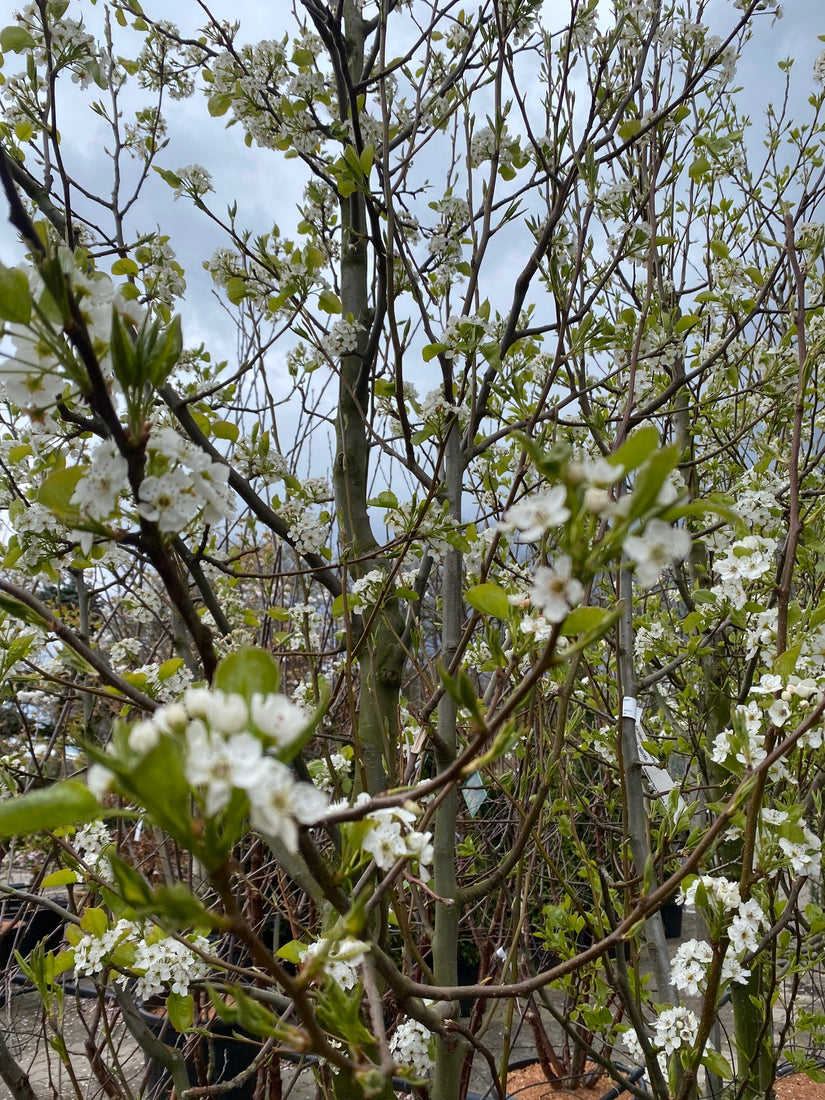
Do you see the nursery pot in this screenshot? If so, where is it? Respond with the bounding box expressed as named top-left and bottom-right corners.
top-left (661, 901), bottom-right (684, 940)
top-left (138, 1000), bottom-right (262, 1100)
top-left (0, 889), bottom-right (65, 969)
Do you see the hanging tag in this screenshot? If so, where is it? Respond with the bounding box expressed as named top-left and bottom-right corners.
top-left (462, 771), bottom-right (488, 817)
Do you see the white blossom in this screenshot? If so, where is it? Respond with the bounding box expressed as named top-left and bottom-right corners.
top-left (529, 557), bottom-right (583, 623)
top-left (499, 486), bottom-right (570, 541)
top-left (624, 520), bottom-right (692, 588)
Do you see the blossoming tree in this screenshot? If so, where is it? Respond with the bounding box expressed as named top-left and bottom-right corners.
top-left (0, 0), bottom-right (823, 1098)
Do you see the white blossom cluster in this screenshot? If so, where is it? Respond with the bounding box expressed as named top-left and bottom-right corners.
top-left (712, 671), bottom-right (825, 777)
top-left (280, 500), bottom-right (329, 557)
top-left (300, 936), bottom-right (368, 990)
top-left (390, 1017), bottom-right (434, 1078)
top-left (320, 318), bottom-right (363, 359)
top-left (89, 684), bottom-right (328, 853)
top-left (352, 795), bottom-right (434, 881)
top-left (136, 22), bottom-right (195, 101)
top-left (208, 39), bottom-right (327, 155)
top-left (70, 426), bottom-right (235, 536)
top-left (672, 881), bottom-right (772, 993)
top-left (653, 1005), bottom-right (699, 1055)
top-left (1, 263), bottom-right (148, 413)
top-left (136, 236), bottom-right (186, 307)
top-left (283, 602), bottom-right (324, 652)
top-left (711, 535), bottom-right (777, 608)
top-left (71, 821), bottom-right (115, 884)
top-left (11, 2), bottom-right (98, 89)
top-left (310, 753), bottom-right (350, 796)
top-left (73, 918), bottom-right (211, 998)
top-left (670, 937), bottom-right (749, 996)
top-left (622, 1004), bottom-right (699, 1067)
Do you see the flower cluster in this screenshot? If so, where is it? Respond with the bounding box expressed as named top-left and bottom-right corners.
top-left (351, 570), bottom-right (387, 606)
top-left (653, 1005), bottom-right (699, 1055)
top-left (173, 164), bottom-right (214, 201)
top-left (355, 797), bottom-right (434, 881)
top-left (390, 1017), bottom-right (434, 1078)
top-left (71, 821), bottom-right (115, 884)
top-left (73, 919), bottom-right (211, 999)
top-left (137, 427), bottom-right (235, 533)
top-left (300, 937), bottom-right (368, 990)
top-left (711, 535), bottom-right (777, 608)
top-left (91, 682), bottom-right (328, 853)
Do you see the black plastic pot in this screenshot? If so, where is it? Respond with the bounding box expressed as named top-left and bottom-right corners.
top-left (661, 901), bottom-right (684, 940)
top-left (0, 890), bottom-right (65, 968)
top-left (138, 1002), bottom-right (262, 1100)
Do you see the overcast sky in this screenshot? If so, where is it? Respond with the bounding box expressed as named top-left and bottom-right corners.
top-left (0, 0), bottom-right (823, 369)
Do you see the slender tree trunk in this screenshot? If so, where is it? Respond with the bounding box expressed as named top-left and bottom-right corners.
top-left (335, 1), bottom-right (404, 796)
top-left (431, 417), bottom-right (465, 1099)
top-left (617, 569), bottom-right (673, 1005)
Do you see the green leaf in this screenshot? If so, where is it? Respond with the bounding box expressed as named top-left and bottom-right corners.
top-left (0, 26), bottom-right (36, 52)
top-left (422, 342), bottom-right (447, 362)
top-left (108, 854), bottom-right (152, 907)
top-left (225, 277), bottom-right (247, 305)
top-left (625, 445), bottom-right (680, 521)
top-left (559, 606), bottom-right (611, 636)
top-left (0, 781), bottom-right (101, 838)
top-left (0, 592), bottom-right (47, 628)
top-left (618, 118), bottom-right (641, 140)
top-left (212, 420), bottom-right (240, 443)
top-left (109, 307), bottom-right (138, 389)
top-left (150, 883), bottom-right (214, 928)
top-left (152, 167), bottom-right (183, 190)
top-left (359, 145), bottom-right (374, 176)
top-left (609, 426), bottom-right (660, 474)
top-left (688, 156), bottom-right (711, 181)
top-left (141, 314), bottom-right (182, 386)
top-left (0, 265), bottom-right (32, 323)
top-left (318, 288), bottom-right (342, 314)
top-left (213, 646), bottom-right (280, 699)
top-left (37, 465), bottom-right (85, 519)
top-left (80, 907), bottom-right (108, 937)
top-left (41, 868), bottom-right (79, 887)
top-left (111, 257), bottom-right (139, 277)
top-left (709, 239), bottom-right (730, 259)
top-left (701, 1049), bottom-right (733, 1080)
top-left (208, 93), bottom-right (234, 117)
top-left (775, 643), bottom-right (801, 681)
top-left (166, 992), bottom-right (194, 1032)
top-left (674, 314), bottom-right (700, 334)
top-left (276, 939), bottom-right (306, 965)
top-left (8, 443), bottom-right (32, 464)
top-left (692, 589), bottom-right (717, 605)
top-left (367, 490), bottom-right (399, 509)
top-left (157, 657), bottom-right (184, 682)
top-left (465, 583), bottom-right (511, 619)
